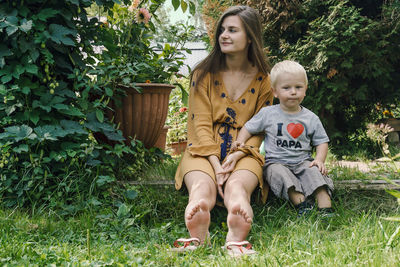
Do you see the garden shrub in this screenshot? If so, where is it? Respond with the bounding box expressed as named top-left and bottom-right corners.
top-left (0, 0), bottom-right (180, 211)
top-left (0, 0), bottom-right (195, 211)
top-left (205, 0), bottom-right (400, 156)
top-left (0, 0), bottom-right (131, 210)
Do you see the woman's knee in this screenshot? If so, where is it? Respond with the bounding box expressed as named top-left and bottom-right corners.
top-left (185, 171), bottom-right (216, 198)
top-left (225, 171), bottom-right (258, 194)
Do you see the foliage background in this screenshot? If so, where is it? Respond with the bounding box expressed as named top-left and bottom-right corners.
top-left (202, 0), bottom-right (400, 157)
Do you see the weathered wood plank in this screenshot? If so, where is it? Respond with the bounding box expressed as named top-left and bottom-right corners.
top-left (124, 179), bottom-right (400, 190)
top-left (334, 180), bottom-right (400, 190)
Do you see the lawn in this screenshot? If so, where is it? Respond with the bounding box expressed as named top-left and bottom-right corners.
top-left (1, 162), bottom-right (400, 266)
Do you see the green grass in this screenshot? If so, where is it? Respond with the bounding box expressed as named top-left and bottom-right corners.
top-left (1, 185), bottom-right (400, 266)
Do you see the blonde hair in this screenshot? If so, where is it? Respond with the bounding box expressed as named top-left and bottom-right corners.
top-left (270, 60), bottom-right (308, 88)
top-left (191, 6), bottom-right (271, 85)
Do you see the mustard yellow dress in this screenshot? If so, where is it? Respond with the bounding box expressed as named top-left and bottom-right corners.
top-left (175, 71), bottom-right (273, 202)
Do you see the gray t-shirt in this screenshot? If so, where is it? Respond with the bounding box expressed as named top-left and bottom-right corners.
top-left (244, 104), bottom-right (329, 164)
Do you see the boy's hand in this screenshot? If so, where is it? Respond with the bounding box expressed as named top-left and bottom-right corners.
top-left (230, 141), bottom-right (244, 151)
top-left (309, 160), bottom-right (327, 176)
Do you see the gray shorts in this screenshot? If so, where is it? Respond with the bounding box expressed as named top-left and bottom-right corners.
top-left (263, 160), bottom-right (334, 201)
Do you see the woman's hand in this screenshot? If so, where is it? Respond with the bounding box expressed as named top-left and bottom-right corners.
top-left (221, 153), bottom-right (239, 173)
top-left (216, 168), bottom-right (230, 199)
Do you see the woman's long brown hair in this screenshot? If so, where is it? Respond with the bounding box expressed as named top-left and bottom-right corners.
top-left (190, 5), bottom-right (271, 85)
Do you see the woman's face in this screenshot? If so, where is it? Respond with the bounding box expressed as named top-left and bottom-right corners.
top-left (218, 15), bottom-right (250, 55)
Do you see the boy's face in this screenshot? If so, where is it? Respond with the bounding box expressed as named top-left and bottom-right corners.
top-left (273, 72), bottom-right (307, 113)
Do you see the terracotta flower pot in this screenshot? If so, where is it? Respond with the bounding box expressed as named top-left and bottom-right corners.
top-left (154, 125), bottom-right (170, 151)
top-left (169, 141), bottom-right (187, 156)
top-left (104, 83), bottom-right (174, 148)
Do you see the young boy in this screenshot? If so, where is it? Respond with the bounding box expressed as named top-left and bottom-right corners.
top-left (232, 60), bottom-right (334, 217)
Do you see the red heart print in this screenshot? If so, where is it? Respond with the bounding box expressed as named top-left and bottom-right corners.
top-left (287, 123), bottom-right (304, 138)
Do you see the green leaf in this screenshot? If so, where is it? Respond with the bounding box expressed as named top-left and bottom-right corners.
top-left (34, 125), bottom-right (59, 141)
top-left (88, 198), bottom-right (102, 206)
top-left (189, 1), bottom-right (196, 15)
top-left (25, 64), bottom-right (38, 75)
top-left (37, 8), bottom-right (59, 21)
top-left (0, 44), bottom-right (13, 57)
top-left (1, 75), bottom-right (12, 83)
top-left (33, 100), bottom-right (51, 112)
top-left (174, 82), bottom-right (189, 106)
top-left (60, 120), bottom-right (87, 135)
top-left (96, 109), bottom-right (104, 123)
top-left (0, 85), bottom-right (6, 94)
top-left (105, 87), bottom-right (113, 96)
top-left (53, 103), bottom-right (70, 110)
top-left (29, 111), bottom-right (40, 125)
top-left (13, 65), bottom-right (24, 78)
top-left (6, 25), bottom-right (18, 36)
top-left (5, 125), bottom-right (34, 142)
top-left (19, 19), bottom-right (32, 32)
top-left (58, 106), bottom-right (84, 117)
top-left (29, 49), bottom-right (39, 62)
top-left (125, 189), bottom-right (138, 200)
top-left (117, 204), bottom-right (131, 217)
top-left (48, 24), bottom-right (76, 46)
top-left (66, 0), bottom-right (80, 5)
top-left (96, 175), bottom-right (115, 187)
top-left (22, 87), bottom-right (30, 94)
top-left (103, 130), bottom-right (125, 142)
top-left (171, 0), bottom-right (180, 10)
top-left (5, 105), bottom-right (16, 116)
top-left (13, 144), bottom-right (29, 153)
top-left (5, 16), bottom-right (19, 36)
top-left (180, 0), bottom-right (188, 13)
top-left (386, 189), bottom-right (400, 199)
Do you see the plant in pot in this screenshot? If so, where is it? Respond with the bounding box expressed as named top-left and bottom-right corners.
top-left (166, 81), bottom-right (188, 155)
top-left (92, 0), bottom-right (191, 148)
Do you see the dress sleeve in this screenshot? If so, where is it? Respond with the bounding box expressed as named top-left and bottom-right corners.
top-left (186, 72), bottom-right (220, 158)
top-left (230, 74), bottom-right (273, 166)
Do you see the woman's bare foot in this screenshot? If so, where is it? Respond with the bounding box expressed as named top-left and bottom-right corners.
top-left (185, 199), bottom-right (210, 244)
top-left (226, 204), bottom-right (252, 242)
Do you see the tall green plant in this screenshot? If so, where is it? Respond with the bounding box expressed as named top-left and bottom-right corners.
top-left (0, 0), bottom-right (134, 209)
top-left (0, 0), bottom-right (196, 210)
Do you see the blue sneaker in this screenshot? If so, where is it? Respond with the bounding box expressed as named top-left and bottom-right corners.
top-left (295, 200), bottom-right (314, 217)
top-left (318, 207), bottom-right (336, 218)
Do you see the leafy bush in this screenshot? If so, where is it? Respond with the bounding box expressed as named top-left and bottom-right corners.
top-left (0, 0), bottom-right (134, 209)
top-left (224, 0), bottom-right (400, 156)
top-left (284, 1), bottom-right (400, 152)
top-left (0, 0), bottom-right (196, 211)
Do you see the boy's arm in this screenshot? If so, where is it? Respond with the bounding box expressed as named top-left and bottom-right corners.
top-left (231, 127), bottom-right (253, 150)
top-left (309, 142), bottom-right (329, 175)
top-left (237, 127), bottom-right (252, 144)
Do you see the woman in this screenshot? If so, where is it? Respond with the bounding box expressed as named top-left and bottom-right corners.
top-left (173, 6), bottom-right (273, 256)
